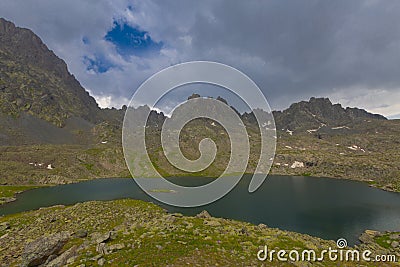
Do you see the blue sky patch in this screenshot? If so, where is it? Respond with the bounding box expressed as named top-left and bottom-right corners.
top-left (82, 36), bottom-right (90, 45)
top-left (83, 55), bottom-right (114, 73)
top-left (105, 21), bottom-right (163, 57)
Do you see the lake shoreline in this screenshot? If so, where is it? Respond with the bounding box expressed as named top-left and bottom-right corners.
top-left (1, 198), bottom-right (399, 266)
top-left (2, 175), bottom-right (399, 247)
top-left (1, 173), bottom-right (399, 208)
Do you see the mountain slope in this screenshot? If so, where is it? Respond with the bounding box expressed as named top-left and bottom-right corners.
top-left (273, 97), bottom-right (386, 134)
top-left (0, 18), bottom-right (100, 127)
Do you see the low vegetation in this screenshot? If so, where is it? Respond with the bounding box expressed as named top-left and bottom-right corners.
top-left (0, 199), bottom-right (398, 266)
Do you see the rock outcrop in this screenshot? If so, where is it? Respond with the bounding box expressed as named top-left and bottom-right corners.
top-left (21, 231), bottom-right (70, 266)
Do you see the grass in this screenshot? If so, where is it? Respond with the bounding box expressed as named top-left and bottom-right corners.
top-left (374, 233), bottom-right (400, 249)
top-left (0, 119), bottom-right (399, 194)
top-left (0, 185), bottom-right (44, 204)
top-left (1, 199), bottom-right (393, 266)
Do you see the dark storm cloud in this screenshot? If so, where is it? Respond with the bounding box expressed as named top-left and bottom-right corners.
top-left (184, 1), bottom-right (400, 107)
top-left (0, 0), bottom-right (399, 115)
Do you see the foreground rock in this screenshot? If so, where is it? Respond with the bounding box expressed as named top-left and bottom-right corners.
top-left (46, 245), bottom-right (78, 267)
top-left (196, 210), bottom-right (211, 218)
top-left (21, 231), bottom-right (70, 266)
top-left (0, 199), bottom-right (398, 266)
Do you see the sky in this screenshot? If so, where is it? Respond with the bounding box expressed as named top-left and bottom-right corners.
top-left (0, 0), bottom-right (400, 118)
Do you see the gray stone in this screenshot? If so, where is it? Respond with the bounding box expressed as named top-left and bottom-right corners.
top-left (74, 229), bottom-right (88, 238)
top-left (21, 231), bottom-right (70, 267)
top-left (46, 245), bottom-right (77, 267)
top-left (108, 243), bottom-right (125, 251)
top-left (92, 231), bottom-right (111, 244)
top-left (359, 233), bottom-right (373, 243)
top-left (204, 219), bottom-right (221, 227)
top-left (110, 230), bottom-right (118, 240)
top-left (0, 221), bottom-right (10, 231)
top-left (196, 210), bottom-right (211, 218)
top-left (98, 257), bottom-right (105, 266)
top-left (91, 254), bottom-right (102, 261)
top-left (365, 229), bottom-right (380, 236)
top-left (96, 243), bottom-right (108, 255)
top-left (390, 234), bottom-right (400, 240)
top-left (257, 223), bottom-right (268, 230)
top-left (391, 241), bottom-right (399, 248)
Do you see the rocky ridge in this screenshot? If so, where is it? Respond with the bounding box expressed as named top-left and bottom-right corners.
top-left (0, 18), bottom-right (101, 127)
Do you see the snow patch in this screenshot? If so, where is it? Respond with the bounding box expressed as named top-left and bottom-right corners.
top-left (307, 129), bottom-right (319, 134)
top-left (331, 126), bottom-right (350, 130)
top-left (290, 161), bottom-right (304, 168)
top-left (347, 145), bottom-right (366, 152)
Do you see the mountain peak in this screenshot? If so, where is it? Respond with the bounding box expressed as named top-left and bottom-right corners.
top-left (274, 97), bottom-right (386, 133)
top-left (309, 96), bottom-right (332, 105)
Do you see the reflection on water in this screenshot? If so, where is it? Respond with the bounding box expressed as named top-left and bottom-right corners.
top-left (1, 175), bottom-right (399, 245)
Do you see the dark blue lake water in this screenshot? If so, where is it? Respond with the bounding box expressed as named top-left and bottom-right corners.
top-left (1, 175), bottom-right (399, 245)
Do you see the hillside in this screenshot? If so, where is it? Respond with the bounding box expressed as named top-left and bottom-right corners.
top-left (122, 96), bottom-right (399, 192)
top-left (0, 18), bottom-right (101, 126)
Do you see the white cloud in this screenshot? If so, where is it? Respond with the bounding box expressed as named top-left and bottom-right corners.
top-left (327, 87), bottom-right (400, 117)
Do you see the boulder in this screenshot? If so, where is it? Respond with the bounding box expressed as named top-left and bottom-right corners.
top-left (98, 257), bottom-right (106, 266)
top-left (96, 243), bottom-right (108, 255)
top-left (45, 245), bottom-right (77, 267)
top-left (92, 231), bottom-right (111, 244)
top-left (204, 219), bottom-right (221, 227)
top-left (0, 221), bottom-right (10, 231)
top-left (21, 231), bottom-right (70, 267)
top-left (365, 230), bottom-right (380, 236)
top-left (389, 233), bottom-right (400, 240)
top-left (108, 243), bottom-right (125, 251)
top-left (74, 229), bottom-right (88, 238)
top-left (257, 223), bottom-right (268, 230)
top-left (196, 210), bottom-right (211, 219)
